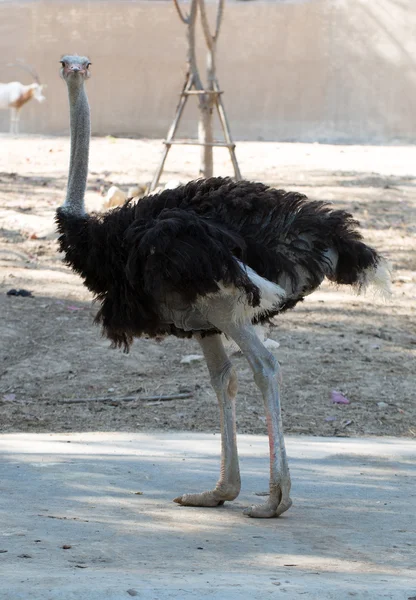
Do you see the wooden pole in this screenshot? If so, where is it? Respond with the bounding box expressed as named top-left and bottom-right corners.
top-left (150, 0), bottom-right (241, 191)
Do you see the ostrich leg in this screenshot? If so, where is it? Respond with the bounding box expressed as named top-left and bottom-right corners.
top-left (224, 322), bottom-right (292, 518)
top-left (196, 308), bottom-right (291, 518)
top-left (174, 334), bottom-right (241, 507)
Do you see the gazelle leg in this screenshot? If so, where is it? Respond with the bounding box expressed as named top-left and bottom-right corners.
top-left (9, 108), bottom-right (16, 134)
top-left (9, 108), bottom-right (20, 135)
top-left (174, 334), bottom-right (241, 507)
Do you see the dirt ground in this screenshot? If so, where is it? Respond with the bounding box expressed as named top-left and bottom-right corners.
top-left (0, 135), bottom-right (415, 437)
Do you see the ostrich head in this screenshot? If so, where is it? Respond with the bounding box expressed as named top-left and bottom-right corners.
top-left (60, 55), bottom-right (91, 82)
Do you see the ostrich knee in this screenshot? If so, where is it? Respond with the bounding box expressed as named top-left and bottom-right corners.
top-left (252, 352), bottom-right (281, 394)
top-left (209, 361), bottom-right (238, 400)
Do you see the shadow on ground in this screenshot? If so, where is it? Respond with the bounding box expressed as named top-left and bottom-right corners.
top-left (0, 433), bottom-right (414, 599)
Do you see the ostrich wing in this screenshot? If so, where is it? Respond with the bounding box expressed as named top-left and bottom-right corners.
top-left (124, 208), bottom-right (260, 308)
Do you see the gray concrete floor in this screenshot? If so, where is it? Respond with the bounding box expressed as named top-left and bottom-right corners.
top-left (0, 433), bottom-right (415, 600)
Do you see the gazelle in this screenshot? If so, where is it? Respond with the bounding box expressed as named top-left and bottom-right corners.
top-left (0, 61), bottom-right (45, 134)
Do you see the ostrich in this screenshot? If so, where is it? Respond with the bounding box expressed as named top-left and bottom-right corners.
top-left (56, 55), bottom-right (390, 519)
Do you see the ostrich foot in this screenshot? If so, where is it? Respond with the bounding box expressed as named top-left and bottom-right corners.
top-left (244, 482), bottom-right (292, 518)
top-left (174, 486), bottom-right (239, 507)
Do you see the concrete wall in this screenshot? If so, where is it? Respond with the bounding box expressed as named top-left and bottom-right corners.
top-left (0, 0), bottom-right (415, 143)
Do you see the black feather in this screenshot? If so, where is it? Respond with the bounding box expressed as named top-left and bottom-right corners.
top-left (56, 177), bottom-right (381, 351)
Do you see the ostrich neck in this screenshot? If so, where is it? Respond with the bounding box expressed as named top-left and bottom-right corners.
top-left (63, 80), bottom-right (90, 215)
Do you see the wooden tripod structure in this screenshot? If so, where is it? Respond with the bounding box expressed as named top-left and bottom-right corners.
top-left (150, 0), bottom-right (241, 192)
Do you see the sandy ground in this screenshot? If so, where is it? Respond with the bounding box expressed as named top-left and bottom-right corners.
top-left (1, 433), bottom-right (415, 599)
top-left (0, 136), bottom-right (415, 437)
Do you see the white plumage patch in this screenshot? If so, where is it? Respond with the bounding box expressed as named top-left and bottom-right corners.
top-left (197, 261), bottom-right (286, 325)
top-left (241, 262), bottom-right (286, 308)
top-left (355, 257), bottom-right (392, 299)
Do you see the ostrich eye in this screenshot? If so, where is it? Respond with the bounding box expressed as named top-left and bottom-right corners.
top-left (85, 62), bottom-right (91, 69)
top-left (60, 61), bottom-right (66, 67)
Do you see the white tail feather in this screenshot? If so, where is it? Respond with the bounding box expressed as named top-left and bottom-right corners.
top-left (355, 257), bottom-right (392, 299)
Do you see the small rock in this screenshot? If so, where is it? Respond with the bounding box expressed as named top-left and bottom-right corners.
top-left (127, 185), bottom-right (147, 199)
top-left (164, 179), bottom-right (182, 190)
top-left (6, 288), bottom-right (34, 298)
top-left (378, 331), bottom-right (392, 341)
top-left (104, 185), bottom-right (126, 209)
top-left (377, 401), bottom-right (389, 409)
top-left (62, 545), bottom-right (72, 549)
top-left (180, 354), bottom-right (204, 365)
top-left (18, 554), bottom-right (32, 559)
top-left (127, 590), bottom-right (139, 597)
top-left (263, 338), bottom-right (280, 350)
